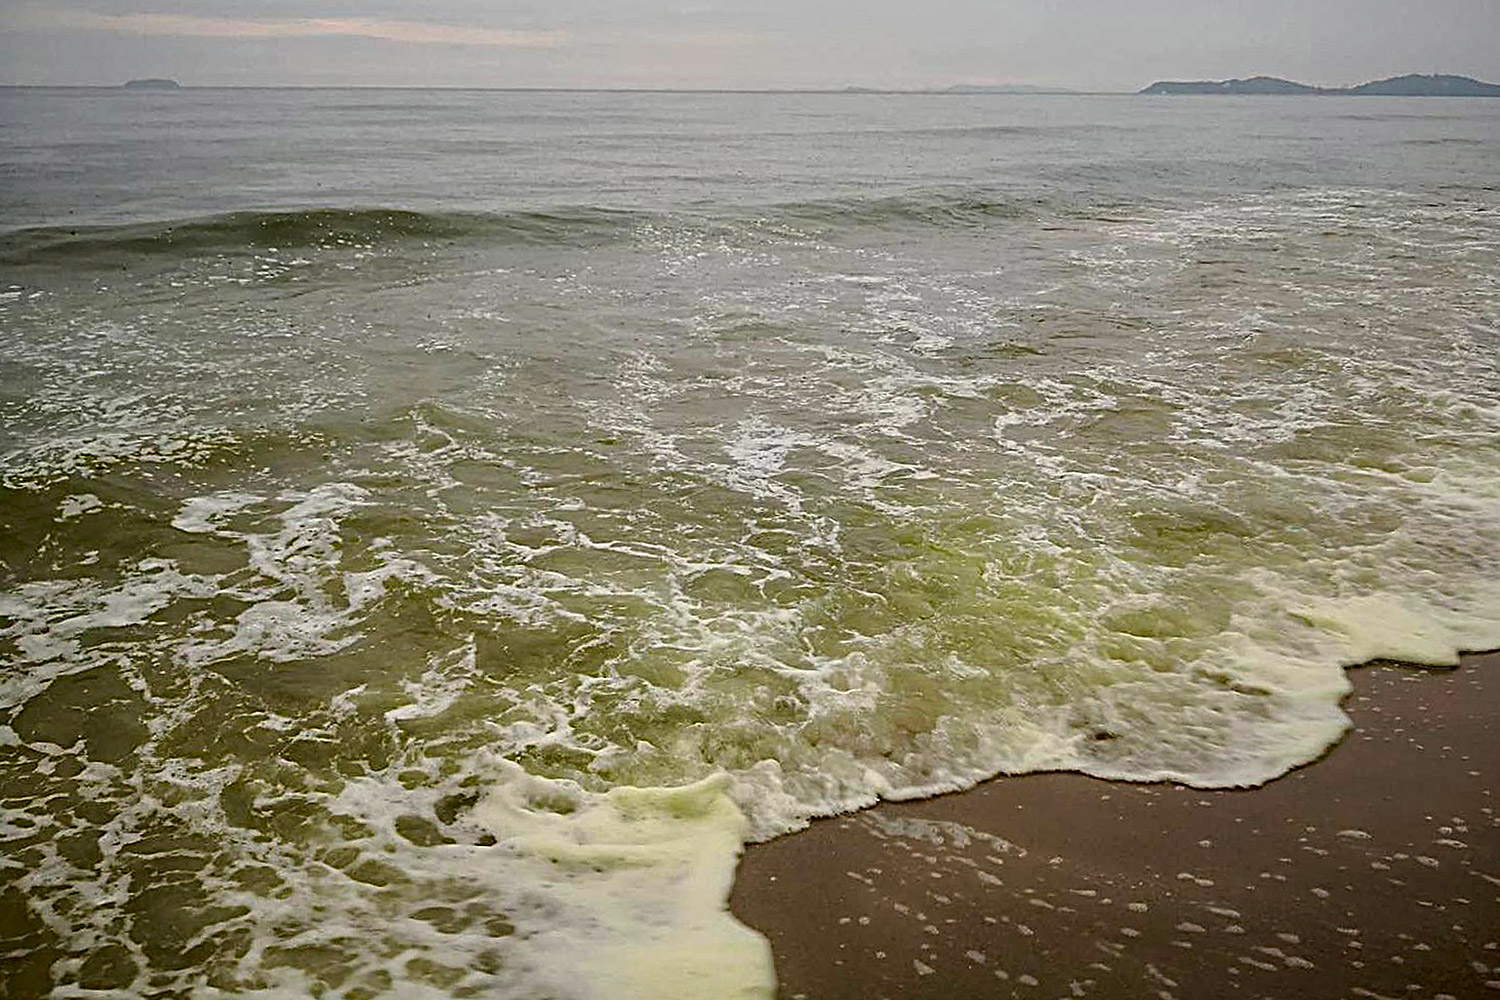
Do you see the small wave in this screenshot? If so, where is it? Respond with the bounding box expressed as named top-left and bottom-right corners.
top-left (0, 205), bottom-right (643, 263)
top-left (1334, 112), bottom-right (1467, 122)
top-left (3, 190), bottom-right (1067, 265)
top-left (766, 189), bottom-right (1045, 229)
top-left (1402, 137), bottom-right (1486, 147)
top-left (893, 124), bottom-right (1046, 139)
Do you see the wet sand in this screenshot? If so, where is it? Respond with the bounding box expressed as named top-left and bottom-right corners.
top-left (731, 651), bottom-right (1500, 999)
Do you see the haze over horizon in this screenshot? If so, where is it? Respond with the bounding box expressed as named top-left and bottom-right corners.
top-left (2, 0), bottom-right (1499, 92)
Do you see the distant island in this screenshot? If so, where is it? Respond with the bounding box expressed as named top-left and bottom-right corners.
top-left (1140, 73), bottom-right (1500, 97)
top-left (122, 78), bottom-right (182, 90)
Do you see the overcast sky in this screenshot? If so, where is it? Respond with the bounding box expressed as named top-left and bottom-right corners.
top-left (3, 1), bottom-right (1498, 91)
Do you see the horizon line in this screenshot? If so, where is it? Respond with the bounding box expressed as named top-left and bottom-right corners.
top-left (0, 83), bottom-right (1116, 95)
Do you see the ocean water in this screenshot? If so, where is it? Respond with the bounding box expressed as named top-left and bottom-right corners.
top-left (2, 87), bottom-right (1498, 999)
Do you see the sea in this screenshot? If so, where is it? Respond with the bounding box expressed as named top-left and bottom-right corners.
top-left (2, 87), bottom-right (1498, 999)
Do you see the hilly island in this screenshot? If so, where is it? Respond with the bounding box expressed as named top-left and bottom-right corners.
top-left (1140, 73), bottom-right (1500, 96)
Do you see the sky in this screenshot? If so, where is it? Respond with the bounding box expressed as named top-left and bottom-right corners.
top-left (2, 1), bottom-right (1499, 92)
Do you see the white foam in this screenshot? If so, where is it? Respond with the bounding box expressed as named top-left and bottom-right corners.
top-left (56, 493), bottom-right (103, 520)
top-left (464, 764), bottom-right (774, 1000)
top-left (1294, 588), bottom-right (1500, 668)
top-left (171, 491), bottom-right (262, 533)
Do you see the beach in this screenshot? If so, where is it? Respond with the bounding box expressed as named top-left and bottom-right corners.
top-left (732, 651), bottom-right (1500, 998)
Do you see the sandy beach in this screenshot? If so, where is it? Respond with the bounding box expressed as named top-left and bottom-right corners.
top-left (731, 651), bottom-right (1500, 999)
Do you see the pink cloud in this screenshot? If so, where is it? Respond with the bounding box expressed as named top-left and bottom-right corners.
top-left (38, 9), bottom-right (565, 48)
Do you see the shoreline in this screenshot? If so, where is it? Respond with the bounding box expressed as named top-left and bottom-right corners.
top-left (730, 650), bottom-right (1500, 999)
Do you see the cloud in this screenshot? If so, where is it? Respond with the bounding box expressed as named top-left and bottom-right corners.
top-left (30, 8), bottom-right (565, 48)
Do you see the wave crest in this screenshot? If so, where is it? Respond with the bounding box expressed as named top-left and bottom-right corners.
top-left (0, 205), bottom-right (643, 262)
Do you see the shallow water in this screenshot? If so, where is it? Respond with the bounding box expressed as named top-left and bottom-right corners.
top-left (2, 88), bottom-right (1498, 998)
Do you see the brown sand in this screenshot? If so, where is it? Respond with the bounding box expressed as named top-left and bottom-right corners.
top-left (730, 651), bottom-right (1500, 999)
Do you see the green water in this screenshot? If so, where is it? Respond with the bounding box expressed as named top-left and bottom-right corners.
top-left (2, 90), bottom-right (1499, 998)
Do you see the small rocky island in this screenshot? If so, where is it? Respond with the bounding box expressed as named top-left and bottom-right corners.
top-left (1141, 73), bottom-right (1500, 97)
top-left (122, 78), bottom-right (182, 90)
